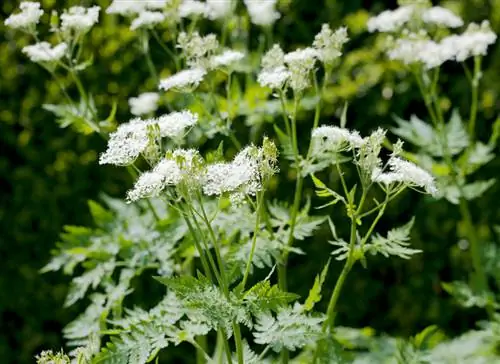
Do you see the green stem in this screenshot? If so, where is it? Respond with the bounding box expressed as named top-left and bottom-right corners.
top-left (241, 191), bottom-right (264, 290)
top-left (192, 336), bottom-right (211, 363)
top-left (469, 56), bottom-right (481, 141)
top-left (152, 29), bottom-right (180, 71)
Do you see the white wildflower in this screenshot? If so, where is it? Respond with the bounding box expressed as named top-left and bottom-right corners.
top-left (99, 119), bottom-right (149, 166)
top-left (244, 0), bottom-right (280, 26)
top-left (159, 68), bottom-right (206, 92)
top-left (60, 6), bottom-right (100, 33)
top-left (210, 50), bottom-right (245, 69)
top-left (440, 21), bottom-right (497, 62)
top-left (373, 157), bottom-right (437, 195)
top-left (422, 6), bottom-right (463, 28)
top-left (178, 0), bottom-right (208, 18)
top-left (388, 34), bottom-right (455, 69)
top-left (367, 5), bottom-right (414, 33)
top-left (262, 44), bottom-right (285, 70)
top-left (313, 24), bottom-right (349, 64)
top-left (177, 31), bottom-right (220, 68)
top-left (106, 1), bottom-right (146, 15)
top-left (22, 42), bottom-right (67, 63)
top-left (204, 147), bottom-right (260, 198)
top-left (130, 11), bottom-right (165, 30)
top-left (4, 1), bottom-right (44, 31)
top-left (311, 125), bottom-right (363, 156)
top-left (106, 0), bottom-right (167, 15)
top-left (129, 92), bottom-right (159, 116)
top-left (154, 111), bottom-right (198, 138)
top-left (127, 159), bottom-right (181, 201)
top-left (206, 0), bottom-right (233, 20)
top-left (284, 47), bottom-right (318, 92)
top-left (257, 66), bottom-right (290, 89)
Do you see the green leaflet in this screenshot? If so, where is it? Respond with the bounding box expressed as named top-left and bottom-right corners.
top-left (303, 259), bottom-right (331, 311)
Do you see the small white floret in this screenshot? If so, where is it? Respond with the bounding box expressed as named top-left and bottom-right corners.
top-left (4, 2), bottom-right (44, 30)
top-left (22, 42), bottom-right (67, 63)
top-left (130, 11), bottom-right (165, 30)
top-left (60, 6), bottom-right (100, 33)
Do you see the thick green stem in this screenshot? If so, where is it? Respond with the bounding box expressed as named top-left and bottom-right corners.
top-left (468, 56), bottom-right (481, 140)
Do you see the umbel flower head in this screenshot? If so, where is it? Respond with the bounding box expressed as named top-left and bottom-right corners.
top-left (99, 111), bottom-right (198, 166)
top-left (130, 10), bottom-right (165, 30)
top-left (177, 31), bottom-right (220, 68)
top-left (22, 42), bottom-right (67, 63)
top-left (4, 1), bottom-right (44, 32)
top-left (244, 0), bottom-right (281, 27)
top-left (159, 68), bottom-right (207, 92)
top-left (129, 92), bottom-right (160, 116)
top-left (106, 0), bottom-right (167, 16)
top-left (313, 24), bottom-right (349, 65)
top-left (203, 137), bottom-right (278, 204)
top-left (127, 149), bottom-right (204, 202)
top-left (60, 6), bottom-right (100, 34)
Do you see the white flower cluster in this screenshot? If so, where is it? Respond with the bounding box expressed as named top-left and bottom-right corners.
top-left (210, 49), bottom-right (245, 69)
top-left (178, 0), bottom-right (233, 20)
top-left (99, 111), bottom-right (198, 166)
top-left (440, 21), bottom-right (497, 62)
top-left (159, 32), bottom-right (244, 92)
top-left (372, 157), bottom-right (437, 195)
top-left (106, 0), bottom-right (167, 16)
top-left (258, 24), bottom-right (348, 92)
top-left (367, 5), bottom-right (463, 33)
top-left (367, 5), bottom-right (415, 33)
top-left (22, 42), bottom-right (67, 63)
top-left (129, 92), bottom-right (160, 116)
top-left (311, 125), bottom-right (363, 155)
top-left (388, 21), bottom-right (497, 68)
top-left (130, 10), bottom-right (165, 30)
top-left (244, 0), bottom-right (281, 27)
top-left (313, 24), bottom-right (349, 65)
top-left (127, 139), bottom-right (277, 203)
top-left (60, 6), bottom-right (100, 33)
top-left (127, 149), bottom-right (202, 201)
top-left (4, 1), bottom-right (44, 31)
top-left (159, 68), bottom-right (207, 92)
top-left (311, 125), bottom-right (436, 195)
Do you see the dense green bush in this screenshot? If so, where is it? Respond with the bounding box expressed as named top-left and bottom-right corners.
top-left (2, 0), bottom-right (500, 363)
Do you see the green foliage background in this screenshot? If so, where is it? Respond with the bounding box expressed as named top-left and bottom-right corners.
top-left (1, 0), bottom-right (500, 363)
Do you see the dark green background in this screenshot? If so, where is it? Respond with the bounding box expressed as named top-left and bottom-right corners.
top-left (1, 0), bottom-right (500, 362)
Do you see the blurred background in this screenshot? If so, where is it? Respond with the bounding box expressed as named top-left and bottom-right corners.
top-left (1, 0), bottom-right (500, 362)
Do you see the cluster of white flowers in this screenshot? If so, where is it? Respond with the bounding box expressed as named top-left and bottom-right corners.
top-left (130, 10), bottom-right (165, 30)
top-left (388, 20), bottom-right (497, 69)
top-left (258, 24), bottom-right (348, 91)
top-left (99, 111), bottom-right (198, 166)
top-left (60, 6), bottom-right (100, 33)
top-left (387, 33), bottom-right (452, 69)
top-left (127, 138), bottom-right (277, 203)
top-left (367, 5), bottom-right (463, 33)
top-left (313, 24), bottom-right (349, 65)
top-left (258, 44), bottom-right (289, 89)
top-left (106, 0), bottom-right (167, 16)
top-left (127, 149), bottom-right (202, 201)
top-left (311, 126), bottom-right (364, 155)
top-left (372, 157), bottom-right (437, 195)
top-left (155, 111), bottom-right (198, 138)
top-left (244, 0), bottom-right (280, 27)
top-left (422, 6), bottom-right (464, 28)
top-left (177, 31), bottom-right (220, 68)
top-left (99, 119), bottom-right (151, 166)
top-left (22, 42), bottom-right (67, 63)
top-left (367, 5), bottom-right (415, 33)
top-left (284, 47), bottom-right (319, 92)
top-left (4, 1), bottom-right (44, 31)
top-left (440, 21), bottom-right (497, 62)
top-left (210, 50), bottom-right (245, 69)
top-left (129, 92), bottom-right (160, 116)
top-left (159, 68), bottom-right (207, 92)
